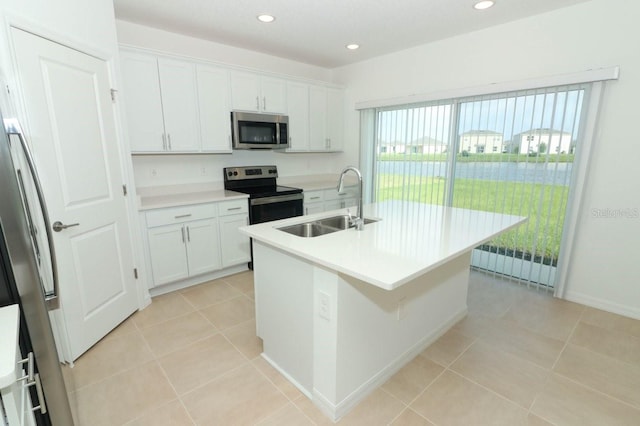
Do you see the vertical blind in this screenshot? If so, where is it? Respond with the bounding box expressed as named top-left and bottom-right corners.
top-left (370, 84), bottom-right (590, 290)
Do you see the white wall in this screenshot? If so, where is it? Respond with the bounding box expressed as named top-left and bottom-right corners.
top-left (116, 20), bottom-right (347, 187)
top-left (333, 0), bottom-right (640, 318)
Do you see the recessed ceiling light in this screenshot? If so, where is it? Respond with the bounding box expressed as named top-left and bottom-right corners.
top-left (257, 14), bottom-right (275, 23)
top-left (346, 44), bottom-right (360, 50)
top-left (474, 1), bottom-right (495, 10)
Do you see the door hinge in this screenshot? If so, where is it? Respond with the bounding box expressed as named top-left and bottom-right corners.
top-left (134, 268), bottom-right (138, 279)
top-left (110, 88), bottom-right (118, 102)
top-left (122, 184), bottom-right (127, 196)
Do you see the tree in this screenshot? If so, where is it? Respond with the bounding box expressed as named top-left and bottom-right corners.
top-left (538, 142), bottom-right (547, 154)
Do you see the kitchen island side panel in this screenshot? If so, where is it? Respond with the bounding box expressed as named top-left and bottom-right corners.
top-left (332, 252), bottom-right (470, 413)
top-left (253, 241), bottom-right (314, 393)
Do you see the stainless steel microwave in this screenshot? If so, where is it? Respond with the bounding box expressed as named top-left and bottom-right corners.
top-left (231, 111), bottom-right (289, 150)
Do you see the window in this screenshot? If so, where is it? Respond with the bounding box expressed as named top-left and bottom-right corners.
top-left (366, 84), bottom-right (589, 289)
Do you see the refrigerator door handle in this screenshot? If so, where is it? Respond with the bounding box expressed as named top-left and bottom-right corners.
top-left (5, 120), bottom-right (60, 310)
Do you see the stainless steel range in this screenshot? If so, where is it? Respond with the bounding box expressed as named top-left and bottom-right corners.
top-left (223, 165), bottom-right (303, 267)
top-left (223, 165), bottom-right (303, 224)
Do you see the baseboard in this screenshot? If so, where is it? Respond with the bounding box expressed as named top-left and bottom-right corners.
top-left (319, 307), bottom-right (468, 422)
top-left (148, 264), bottom-right (248, 297)
top-left (564, 291), bottom-right (640, 320)
top-left (261, 353), bottom-right (313, 400)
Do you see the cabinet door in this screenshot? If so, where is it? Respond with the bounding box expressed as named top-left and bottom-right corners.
top-left (185, 218), bottom-right (222, 276)
top-left (157, 58), bottom-right (200, 152)
top-left (304, 203), bottom-right (325, 215)
top-left (230, 71), bottom-right (260, 112)
top-left (326, 88), bottom-right (344, 151)
top-left (309, 85), bottom-right (328, 150)
top-left (261, 77), bottom-right (287, 113)
top-left (147, 224), bottom-right (189, 285)
top-left (219, 214), bottom-right (250, 267)
top-left (197, 65), bottom-right (232, 152)
top-left (120, 52), bottom-right (165, 152)
top-left (286, 82), bottom-right (309, 151)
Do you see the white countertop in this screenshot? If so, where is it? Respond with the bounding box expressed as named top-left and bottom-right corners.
top-left (0, 304), bottom-right (20, 388)
top-left (136, 174), bottom-right (350, 210)
top-left (137, 185), bottom-right (248, 211)
top-left (240, 201), bottom-right (527, 290)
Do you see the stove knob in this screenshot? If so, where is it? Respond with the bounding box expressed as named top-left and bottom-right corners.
top-left (227, 171), bottom-right (233, 177)
top-left (233, 171), bottom-right (238, 176)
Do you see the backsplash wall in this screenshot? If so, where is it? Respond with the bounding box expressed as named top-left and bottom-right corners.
top-left (132, 151), bottom-right (345, 188)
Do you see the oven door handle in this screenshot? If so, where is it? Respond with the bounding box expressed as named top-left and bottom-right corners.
top-left (250, 193), bottom-right (303, 206)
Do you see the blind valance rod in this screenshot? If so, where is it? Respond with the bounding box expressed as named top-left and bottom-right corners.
top-left (354, 66), bottom-right (619, 110)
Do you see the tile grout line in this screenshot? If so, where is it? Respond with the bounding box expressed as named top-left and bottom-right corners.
top-left (397, 336), bottom-right (479, 424)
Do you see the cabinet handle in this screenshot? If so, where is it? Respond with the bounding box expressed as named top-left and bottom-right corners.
top-left (175, 214), bottom-right (192, 219)
top-left (186, 226), bottom-right (191, 242)
top-left (181, 227), bottom-right (185, 243)
top-left (305, 207), bottom-right (309, 215)
top-left (167, 133), bottom-right (172, 150)
top-left (263, 96), bottom-right (266, 110)
top-left (309, 196), bottom-right (320, 200)
top-left (256, 96), bottom-right (260, 110)
top-left (226, 207), bottom-right (242, 211)
top-left (162, 133), bottom-right (167, 150)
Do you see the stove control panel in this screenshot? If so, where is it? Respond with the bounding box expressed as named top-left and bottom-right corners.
top-left (224, 165), bottom-right (278, 181)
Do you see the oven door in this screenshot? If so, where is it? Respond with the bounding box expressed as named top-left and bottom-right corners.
top-left (249, 193), bottom-right (303, 224)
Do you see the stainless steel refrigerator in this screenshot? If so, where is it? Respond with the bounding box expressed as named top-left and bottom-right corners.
top-left (0, 105), bottom-right (74, 424)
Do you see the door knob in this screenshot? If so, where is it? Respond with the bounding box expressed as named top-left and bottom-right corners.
top-left (52, 221), bottom-right (79, 232)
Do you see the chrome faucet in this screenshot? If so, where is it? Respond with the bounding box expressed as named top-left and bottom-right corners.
top-left (337, 166), bottom-right (364, 230)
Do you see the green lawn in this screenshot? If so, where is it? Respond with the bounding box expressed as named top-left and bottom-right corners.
top-left (377, 153), bottom-right (575, 163)
top-left (376, 174), bottom-right (569, 262)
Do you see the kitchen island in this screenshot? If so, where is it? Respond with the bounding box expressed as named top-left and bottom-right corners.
top-left (240, 201), bottom-right (526, 421)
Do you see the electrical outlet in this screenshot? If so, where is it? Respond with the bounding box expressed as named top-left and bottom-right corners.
top-left (200, 167), bottom-right (207, 176)
top-left (151, 168), bottom-right (157, 177)
top-left (319, 291), bottom-right (331, 321)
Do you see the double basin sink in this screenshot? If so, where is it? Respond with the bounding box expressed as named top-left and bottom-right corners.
top-left (277, 214), bottom-right (379, 238)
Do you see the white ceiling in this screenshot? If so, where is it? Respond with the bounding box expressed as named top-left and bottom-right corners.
top-left (113, 0), bottom-right (590, 68)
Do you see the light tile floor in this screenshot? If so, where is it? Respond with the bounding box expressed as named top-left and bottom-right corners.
top-left (62, 270), bottom-right (640, 425)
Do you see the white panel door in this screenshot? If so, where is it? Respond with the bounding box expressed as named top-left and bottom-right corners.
top-left (196, 65), bottom-right (232, 152)
top-left (11, 28), bottom-right (138, 360)
top-left (157, 58), bottom-right (200, 152)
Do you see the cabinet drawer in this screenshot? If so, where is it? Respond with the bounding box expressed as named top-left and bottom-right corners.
top-left (324, 187), bottom-right (357, 201)
top-left (218, 199), bottom-right (249, 216)
top-left (304, 190), bottom-right (324, 203)
top-left (146, 203), bottom-right (218, 228)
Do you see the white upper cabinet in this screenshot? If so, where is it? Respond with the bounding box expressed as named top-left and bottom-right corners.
top-left (196, 65), bottom-right (232, 152)
top-left (231, 71), bottom-right (287, 114)
top-left (309, 85), bottom-right (329, 151)
top-left (157, 58), bottom-right (200, 152)
top-left (121, 50), bottom-right (200, 153)
top-left (286, 82), bottom-right (310, 151)
top-left (120, 51), bottom-right (165, 152)
top-left (326, 88), bottom-right (345, 152)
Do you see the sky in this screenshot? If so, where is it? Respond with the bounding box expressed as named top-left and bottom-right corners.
top-left (376, 88), bottom-right (585, 145)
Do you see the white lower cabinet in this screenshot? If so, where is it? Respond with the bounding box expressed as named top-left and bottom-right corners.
top-left (147, 217), bottom-right (221, 286)
top-left (218, 198), bottom-right (251, 268)
top-left (219, 214), bottom-right (250, 267)
top-left (303, 188), bottom-right (357, 215)
top-left (143, 199), bottom-right (250, 288)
